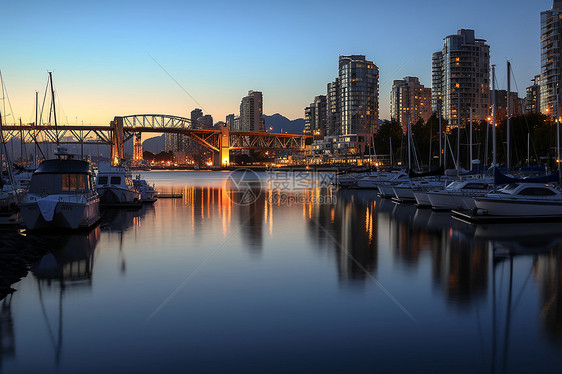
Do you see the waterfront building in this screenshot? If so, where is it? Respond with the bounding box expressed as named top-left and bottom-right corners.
top-left (432, 29), bottom-right (490, 123)
top-left (492, 90), bottom-right (523, 120)
top-left (304, 95), bottom-right (327, 138)
top-left (197, 114), bottom-right (214, 129)
top-left (540, 0), bottom-right (562, 114)
top-left (390, 76), bottom-right (432, 131)
top-left (338, 55), bottom-right (379, 151)
top-left (240, 90), bottom-right (265, 132)
top-left (431, 51), bottom-right (444, 114)
top-left (191, 108), bottom-right (203, 128)
top-left (326, 79), bottom-right (340, 136)
top-left (525, 75), bottom-right (541, 114)
top-left (226, 114), bottom-right (235, 130)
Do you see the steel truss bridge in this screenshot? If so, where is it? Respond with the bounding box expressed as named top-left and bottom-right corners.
top-left (1, 114), bottom-right (312, 166)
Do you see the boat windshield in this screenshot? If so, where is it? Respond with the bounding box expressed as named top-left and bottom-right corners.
top-left (29, 173), bottom-right (91, 194)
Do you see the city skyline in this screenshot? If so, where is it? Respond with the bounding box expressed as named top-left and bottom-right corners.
top-left (0, 0), bottom-right (551, 127)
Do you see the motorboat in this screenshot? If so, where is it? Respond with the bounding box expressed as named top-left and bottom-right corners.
top-left (19, 149), bottom-right (101, 230)
top-left (473, 183), bottom-right (562, 218)
top-left (426, 178), bottom-right (493, 211)
top-left (392, 178), bottom-right (448, 203)
top-left (133, 175), bottom-right (158, 203)
top-left (96, 163), bottom-right (141, 206)
top-left (356, 170), bottom-right (408, 190)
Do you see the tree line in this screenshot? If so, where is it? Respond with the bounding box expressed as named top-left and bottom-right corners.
top-left (371, 113), bottom-right (558, 171)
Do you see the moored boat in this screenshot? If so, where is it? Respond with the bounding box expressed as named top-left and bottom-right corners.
top-left (19, 149), bottom-right (100, 230)
top-left (473, 182), bottom-right (562, 218)
top-left (96, 163), bottom-right (141, 207)
top-left (133, 175), bottom-right (158, 203)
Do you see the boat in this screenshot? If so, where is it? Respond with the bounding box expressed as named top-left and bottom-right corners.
top-left (96, 163), bottom-right (141, 207)
top-left (426, 177), bottom-right (493, 211)
top-left (392, 178), bottom-right (448, 203)
top-left (133, 175), bottom-right (158, 203)
top-left (19, 148), bottom-right (101, 230)
top-left (472, 183), bottom-right (562, 219)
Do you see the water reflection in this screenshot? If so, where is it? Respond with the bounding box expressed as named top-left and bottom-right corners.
top-left (3, 173), bottom-right (562, 373)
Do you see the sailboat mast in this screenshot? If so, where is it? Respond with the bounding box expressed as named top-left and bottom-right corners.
top-left (469, 107), bottom-right (472, 171)
top-left (407, 115), bottom-right (411, 170)
top-left (49, 72), bottom-right (59, 147)
top-left (507, 61), bottom-right (511, 170)
top-left (438, 100), bottom-right (442, 167)
top-left (457, 92), bottom-right (461, 176)
top-left (492, 65), bottom-right (497, 169)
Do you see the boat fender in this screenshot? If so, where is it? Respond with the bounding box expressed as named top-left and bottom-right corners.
top-left (476, 209), bottom-right (487, 216)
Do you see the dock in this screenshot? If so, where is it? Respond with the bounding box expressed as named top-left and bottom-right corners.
top-left (158, 193), bottom-right (183, 199)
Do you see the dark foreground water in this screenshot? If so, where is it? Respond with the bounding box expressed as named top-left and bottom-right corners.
top-left (1, 170), bottom-right (562, 373)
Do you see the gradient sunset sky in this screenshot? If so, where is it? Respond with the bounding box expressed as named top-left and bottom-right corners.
top-left (0, 0), bottom-right (552, 127)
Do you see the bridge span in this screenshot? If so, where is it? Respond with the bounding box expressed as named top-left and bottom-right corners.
top-left (1, 114), bottom-right (312, 166)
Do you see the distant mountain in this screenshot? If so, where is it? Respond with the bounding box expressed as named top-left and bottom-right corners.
top-left (142, 134), bottom-right (165, 154)
top-left (264, 114), bottom-right (305, 134)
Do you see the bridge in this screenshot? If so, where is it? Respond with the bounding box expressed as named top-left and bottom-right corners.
top-left (1, 114), bottom-right (312, 166)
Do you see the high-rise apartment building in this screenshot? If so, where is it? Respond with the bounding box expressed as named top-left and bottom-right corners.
top-left (326, 79), bottom-right (340, 136)
top-left (431, 51), bottom-right (444, 114)
top-left (390, 76), bottom-right (432, 131)
top-left (525, 75), bottom-right (541, 113)
top-left (240, 90), bottom-right (265, 132)
top-left (190, 108), bottom-right (203, 128)
top-left (540, 0), bottom-right (562, 114)
top-left (338, 55), bottom-right (379, 141)
top-left (304, 95), bottom-right (327, 137)
top-left (432, 29), bottom-right (490, 123)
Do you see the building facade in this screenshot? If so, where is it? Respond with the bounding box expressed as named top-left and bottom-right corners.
top-left (390, 76), bottom-right (432, 131)
top-left (326, 79), bottom-right (340, 136)
top-left (540, 0), bottom-right (562, 114)
top-left (432, 29), bottom-right (490, 123)
top-left (240, 90), bottom-right (265, 132)
top-left (525, 75), bottom-right (541, 113)
top-left (338, 55), bottom-right (379, 145)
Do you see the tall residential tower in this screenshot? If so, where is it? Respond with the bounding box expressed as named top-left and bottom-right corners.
top-left (432, 29), bottom-right (490, 123)
top-left (540, 0), bottom-right (562, 114)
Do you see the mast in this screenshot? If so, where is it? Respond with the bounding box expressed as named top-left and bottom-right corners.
top-left (492, 65), bottom-right (497, 170)
top-left (438, 100), bottom-right (442, 167)
top-left (389, 136), bottom-right (393, 167)
top-left (49, 72), bottom-right (59, 147)
top-left (35, 91), bottom-right (38, 168)
top-left (457, 92), bottom-right (461, 176)
top-left (507, 61), bottom-right (511, 170)
top-left (407, 115), bottom-right (411, 170)
top-left (469, 107), bottom-right (472, 171)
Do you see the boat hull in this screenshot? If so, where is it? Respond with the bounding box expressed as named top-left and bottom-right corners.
top-left (20, 198), bottom-right (100, 230)
top-left (474, 198), bottom-right (562, 217)
top-left (98, 186), bottom-right (140, 206)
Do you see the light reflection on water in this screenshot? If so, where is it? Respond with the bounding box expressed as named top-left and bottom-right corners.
top-left (1, 170), bottom-right (562, 373)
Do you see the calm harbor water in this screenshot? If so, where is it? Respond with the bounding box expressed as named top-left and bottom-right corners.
top-left (1, 170), bottom-right (562, 373)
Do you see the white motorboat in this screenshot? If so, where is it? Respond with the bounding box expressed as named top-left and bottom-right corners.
top-left (427, 178), bottom-right (493, 211)
top-left (473, 183), bottom-right (562, 218)
top-left (392, 178), bottom-right (448, 203)
top-left (133, 175), bottom-right (158, 203)
top-left (96, 163), bottom-right (141, 206)
top-left (19, 150), bottom-right (100, 230)
top-left (356, 170), bottom-right (409, 190)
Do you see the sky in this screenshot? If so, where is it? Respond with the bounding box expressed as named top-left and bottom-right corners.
top-left (0, 0), bottom-right (553, 128)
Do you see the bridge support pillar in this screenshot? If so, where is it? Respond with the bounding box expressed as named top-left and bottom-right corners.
top-left (214, 122), bottom-right (230, 167)
top-left (110, 116), bottom-right (124, 166)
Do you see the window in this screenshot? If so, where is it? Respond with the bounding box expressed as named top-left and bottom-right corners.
top-left (519, 188), bottom-right (556, 196)
top-left (110, 176), bottom-right (121, 185)
top-left (98, 176), bottom-right (108, 185)
top-left (61, 174), bottom-right (88, 191)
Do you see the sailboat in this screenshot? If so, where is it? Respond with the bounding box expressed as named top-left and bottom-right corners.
top-left (19, 73), bottom-right (101, 230)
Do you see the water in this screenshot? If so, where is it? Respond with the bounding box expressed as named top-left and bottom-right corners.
top-left (1, 170), bottom-right (562, 373)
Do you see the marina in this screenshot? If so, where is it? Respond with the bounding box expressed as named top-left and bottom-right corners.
top-left (0, 171), bottom-right (562, 373)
